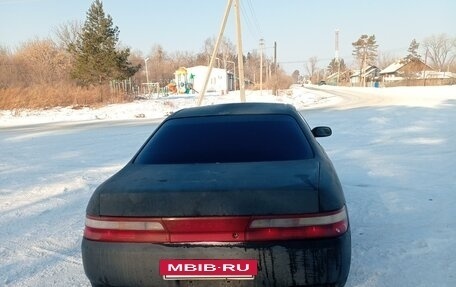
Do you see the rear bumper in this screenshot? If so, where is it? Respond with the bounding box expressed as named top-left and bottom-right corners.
top-left (82, 230), bottom-right (351, 287)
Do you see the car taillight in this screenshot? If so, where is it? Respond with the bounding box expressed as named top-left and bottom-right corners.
top-left (84, 207), bottom-right (348, 243)
top-left (245, 207), bottom-right (348, 241)
top-left (84, 216), bottom-right (168, 242)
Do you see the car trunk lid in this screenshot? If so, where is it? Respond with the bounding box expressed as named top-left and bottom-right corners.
top-left (99, 160), bottom-right (320, 217)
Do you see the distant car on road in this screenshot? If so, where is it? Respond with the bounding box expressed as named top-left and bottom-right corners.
top-left (319, 80), bottom-right (327, 85)
top-left (82, 102), bottom-right (351, 287)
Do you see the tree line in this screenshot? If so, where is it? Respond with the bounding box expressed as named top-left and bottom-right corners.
top-left (0, 0), bottom-right (292, 110)
top-left (303, 33), bottom-right (456, 85)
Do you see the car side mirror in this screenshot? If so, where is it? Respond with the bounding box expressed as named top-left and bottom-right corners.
top-left (312, 126), bottom-right (332, 137)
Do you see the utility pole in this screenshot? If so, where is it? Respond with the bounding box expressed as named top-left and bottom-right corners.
top-left (259, 38), bottom-right (264, 96)
top-left (145, 57), bottom-right (150, 94)
top-left (423, 48), bottom-right (429, 86)
top-left (335, 29), bottom-right (340, 86)
top-left (197, 0), bottom-right (246, 105)
top-left (363, 50), bottom-right (367, 87)
top-left (226, 60), bottom-right (236, 90)
top-left (272, 41), bottom-right (277, 96)
top-left (197, 0), bottom-right (233, 106)
top-left (234, 0), bottom-right (246, 102)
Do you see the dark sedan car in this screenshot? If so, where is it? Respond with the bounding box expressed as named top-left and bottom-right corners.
top-left (82, 102), bottom-right (351, 287)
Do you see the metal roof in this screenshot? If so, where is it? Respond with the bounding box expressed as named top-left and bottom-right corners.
top-left (379, 61), bottom-right (404, 74)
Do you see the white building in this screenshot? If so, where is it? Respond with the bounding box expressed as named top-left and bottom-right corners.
top-left (186, 66), bottom-right (228, 95)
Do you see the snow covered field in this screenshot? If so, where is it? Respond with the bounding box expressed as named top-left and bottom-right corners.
top-left (1, 85), bottom-right (455, 286)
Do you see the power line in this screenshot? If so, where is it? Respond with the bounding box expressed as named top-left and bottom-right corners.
top-left (239, 0), bottom-right (258, 39)
top-left (279, 56), bottom-right (352, 65)
top-left (245, 0), bottom-right (263, 37)
top-left (278, 45), bottom-right (414, 66)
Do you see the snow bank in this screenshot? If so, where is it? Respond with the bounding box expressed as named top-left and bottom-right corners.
top-left (0, 88), bottom-right (339, 127)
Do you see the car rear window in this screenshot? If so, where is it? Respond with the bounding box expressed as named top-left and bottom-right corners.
top-left (134, 114), bottom-right (313, 164)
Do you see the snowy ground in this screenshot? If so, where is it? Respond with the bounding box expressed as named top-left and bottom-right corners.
top-left (0, 89), bottom-right (338, 127)
top-left (1, 85), bottom-right (455, 286)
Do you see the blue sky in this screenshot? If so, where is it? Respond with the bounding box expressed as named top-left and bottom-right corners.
top-left (1, 0), bottom-right (455, 73)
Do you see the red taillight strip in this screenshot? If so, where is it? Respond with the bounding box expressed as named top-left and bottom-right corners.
top-left (249, 207), bottom-right (347, 228)
top-left (85, 217), bottom-right (165, 231)
top-left (245, 207), bottom-right (348, 241)
top-left (83, 207), bottom-right (349, 243)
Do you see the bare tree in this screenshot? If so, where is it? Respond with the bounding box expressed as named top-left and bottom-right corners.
top-left (170, 51), bottom-right (197, 69)
top-left (200, 37), bottom-right (215, 64)
top-left (423, 34), bottom-right (455, 71)
top-left (0, 46), bottom-right (16, 88)
top-left (147, 44), bottom-right (170, 84)
top-left (451, 37), bottom-right (456, 72)
top-left (15, 39), bottom-right (71, 85)
top-left (305, 56), bottom-right (318, 83)
top-left (197, 36), bottom-right (236, 68)
top-left (241, 51), bottom-right (277, 89)
top-left (54, 20), bottom-right (82, 50)
top-left (266, 66), bottom-right (293, 90)
top-left (0, 46), bottom-right (10, 56)
top-left (128, 49), bottom-right (145, 86)
top-left (377, 51), bottom-right (397, 69)
top-left (244, 51), bottom-right (260, 85)
top-left (219, 37), bottom-right (236, 70)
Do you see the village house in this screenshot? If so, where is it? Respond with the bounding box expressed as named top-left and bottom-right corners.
top-left (349, 65), bottom-right (381, 87)
top-left (380, 58), bottom-right (432, 85)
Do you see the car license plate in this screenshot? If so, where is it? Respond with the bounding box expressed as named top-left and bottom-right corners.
top-left (160, 259), bottom-right (257, 280)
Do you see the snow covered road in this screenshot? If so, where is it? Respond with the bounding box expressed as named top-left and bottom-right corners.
top-left (1, 86), bottom-right (455, 286)
top-left (0, 120), bottom-right (160, 286)
top-left (304, 94), bottom-right (456, 286)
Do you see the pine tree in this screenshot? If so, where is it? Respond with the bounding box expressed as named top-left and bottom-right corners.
top-left (402, 39), bottom-right (421, 63)
top-left (352, 34), bottom-right (378, 86)
top-left (69, 0), bottom-right (139, 87)
top-left (327, 58), bottom-right (346, 75)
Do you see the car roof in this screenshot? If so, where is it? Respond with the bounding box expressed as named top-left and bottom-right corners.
top-left (170, 102), bottom-right (298, 119)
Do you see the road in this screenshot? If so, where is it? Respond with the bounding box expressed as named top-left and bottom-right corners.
top-left (303, 85), bottom-right (394, 110)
